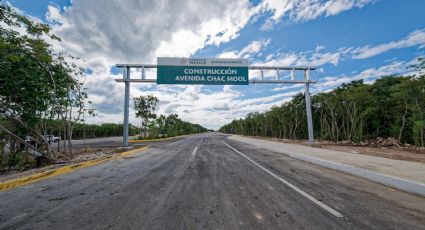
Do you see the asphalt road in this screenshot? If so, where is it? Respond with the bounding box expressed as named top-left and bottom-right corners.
top-left (1, 133), bottom-right (424, 229)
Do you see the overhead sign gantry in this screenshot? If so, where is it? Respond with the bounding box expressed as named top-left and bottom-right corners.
top-left (157, 57), bottom-right (249, 85)
top-left (116, 57), bottom-right (316, 147)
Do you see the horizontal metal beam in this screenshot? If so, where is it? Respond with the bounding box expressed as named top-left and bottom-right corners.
top-left (116, 64), bottom-right (315, 71)
top-left (115, 79), bottom-right (156, 83)
top-left (250, 80), bottom-right (316, 84)
top-left (115, 79), bottom-right (316, 84)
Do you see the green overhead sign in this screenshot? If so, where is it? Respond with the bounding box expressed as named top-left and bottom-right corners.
top-left (157, 57), bottom-right (249, 85)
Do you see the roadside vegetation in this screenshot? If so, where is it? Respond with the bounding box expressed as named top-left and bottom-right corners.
top-left (0, 4), bottom-right (206, 172)
top-left (0, 4), bottom-right (91, 170)
top-left (220, 61), bottom-right (425, 149)
top-left (2, 120), bottom-right (139, 140)
top-left (0, 5), bottom-right (141, 172)
top-left (133, 95), bottom-right (207, 140)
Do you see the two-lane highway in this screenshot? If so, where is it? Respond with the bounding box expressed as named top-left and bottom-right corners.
top-left (1, 133), bottom-right (424, 229)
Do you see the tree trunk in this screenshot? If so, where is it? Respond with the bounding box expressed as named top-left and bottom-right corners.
top-left (143, 117), bottom-right (147, 139)
top-left (0, 124), bottom-right (53, 161)
top-left (416, 99), bottom-right (424, 147)
top-left (9, 116), bottom-right (54, 157)
top-left (399, 101), bottom-right (408, 142)
top-left (67, 121), bottom-right (73, 155)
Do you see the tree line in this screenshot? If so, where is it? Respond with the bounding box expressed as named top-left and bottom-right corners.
top-left (220, 69), bottom-right (425, 147)
top-left (6, 119), bottom-right (139, 139)
top-left (133, 95), bottom-right (207, 139)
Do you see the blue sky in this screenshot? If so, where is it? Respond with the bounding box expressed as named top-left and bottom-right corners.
top-left (9, 0), bottom-right (425, 129)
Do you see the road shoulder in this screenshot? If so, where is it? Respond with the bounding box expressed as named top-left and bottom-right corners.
top-left (228, 135), bottom-right (425, 197)
top-left (0, 147), bottom-right (148, 191)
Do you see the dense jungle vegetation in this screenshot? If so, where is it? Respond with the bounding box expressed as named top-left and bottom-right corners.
top-left (220, 71), bottom-right (425, 147)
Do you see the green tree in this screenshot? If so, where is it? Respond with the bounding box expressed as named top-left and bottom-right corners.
top-left (220, 74), bottom-right (425, 148)
top-left (133, 95), bottom-right (159, 138)
top-left (0, 3), bottom-right (87, 161)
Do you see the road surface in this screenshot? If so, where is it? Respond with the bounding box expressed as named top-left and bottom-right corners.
top-left (1, 133), bottom-right (424, 229)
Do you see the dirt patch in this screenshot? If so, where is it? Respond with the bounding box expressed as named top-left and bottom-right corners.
top-left (318, 145), bottom-right (425, 164)
top-left (247, 136), bottom-right (425, 164)
top-left (69, 148), bottom-right (116, 162)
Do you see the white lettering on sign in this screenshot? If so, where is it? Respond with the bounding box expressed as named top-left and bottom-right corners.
top-left (207, 76), bottom-right (226, 81)
top-left (226, 76), bottom-right (247, 82)
top-left (174, 75), bottom-right (247, 82)
top-left (175, 76), bottom-right (206, 81)
top-left (183, 68), bottom-right (238, 75)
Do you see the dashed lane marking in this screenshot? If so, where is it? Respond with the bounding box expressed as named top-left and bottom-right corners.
top-left (166, 139), bottom-right (186, 147)
top-left (192, 146), bottom-right (199, 155)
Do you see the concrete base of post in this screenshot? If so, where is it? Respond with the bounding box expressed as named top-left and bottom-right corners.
top-left (305, 141), bottom-right (321, 147)
top-left (116, 146), bottom-right (135, 153)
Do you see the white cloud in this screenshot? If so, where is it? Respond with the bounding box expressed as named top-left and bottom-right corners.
top-left (219, 39), bottom-right (271, 59)
top-left (48, 0), bottom-right (258, 71)
top-left (82, 25), bottom-right (423, 129)
top-left (23, 0), bottom-right (407, 130)
top-left (45, 5), bottom-right (65, 24)
top-left (272, 83), bottom-right (304, 92)
top-left (258, 0), bottom-right (376, 30)
top-left (312, 60), bottom-right (412, 93)
top-left (239, 39), bottom-right (272, 58)
top-left (251, 27), bottom-right (425, 74)
top-left (255, 48), bottom-right (343, 71)
top-left (46, 0), bottom-right (377, 71)
top-left (352, 29), bottom-right (425, 59)
top-left (43, 0), bottom-right (263, 129)
top-left (217, 51), bottom-right (239, 59)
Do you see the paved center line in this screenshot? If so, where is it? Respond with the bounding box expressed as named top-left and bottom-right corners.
top-left (221, 141), bottom-right (344, 218)
top-left (192, 146), bottom-right (199, 155)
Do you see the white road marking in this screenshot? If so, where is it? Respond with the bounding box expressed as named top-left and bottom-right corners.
top-left (166, 139), bottom-right (185, 147)
top-left (192, 146), bottom-right (199, 155)
top-left (221, 141), bottom-right (344, 218)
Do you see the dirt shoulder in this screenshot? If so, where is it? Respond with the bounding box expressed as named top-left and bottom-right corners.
top-left (317, 144), bottom-right (425, 164)
top-left (0, 148), bottom-right (118, 182)
top-left (247, 136), bottom-right (425, 164)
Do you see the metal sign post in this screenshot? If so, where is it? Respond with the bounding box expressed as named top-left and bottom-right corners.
top-left (122, 67), bottom-right (130, 147)
top-left (116, 58), bottom-right (316, 147)
top-left (304, 69), bottom-right (314, 143)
